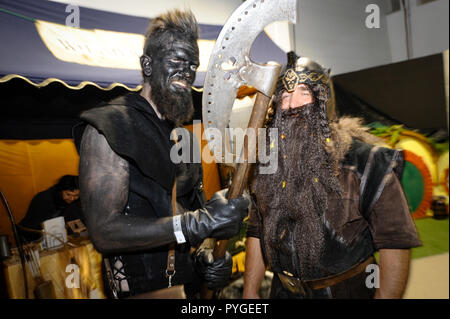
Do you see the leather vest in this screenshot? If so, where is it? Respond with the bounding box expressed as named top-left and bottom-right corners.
top-left (117, 162), bottom-right (201, 295)
top-left (74, 93), bottom-right (205, 295)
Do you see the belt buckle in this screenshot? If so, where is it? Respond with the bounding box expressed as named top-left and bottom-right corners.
top-left (278, 271), bottom-right (307, 296)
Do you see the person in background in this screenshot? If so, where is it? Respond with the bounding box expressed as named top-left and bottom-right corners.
top-left (18, 175), bottom-right (80, 242)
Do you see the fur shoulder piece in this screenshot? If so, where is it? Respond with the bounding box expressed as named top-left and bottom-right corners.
top-left (328, 117), bottom-right (387, 162)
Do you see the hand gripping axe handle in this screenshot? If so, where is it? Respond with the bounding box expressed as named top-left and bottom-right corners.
top-left (201, 0), bottom-right (297, 298)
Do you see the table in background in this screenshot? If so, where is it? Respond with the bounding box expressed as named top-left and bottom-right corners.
top-left (2, 236), bottom-right (105, 299)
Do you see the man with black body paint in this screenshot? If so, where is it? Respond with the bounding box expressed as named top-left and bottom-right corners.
top-left (74, 9), bottom-right (249, 299)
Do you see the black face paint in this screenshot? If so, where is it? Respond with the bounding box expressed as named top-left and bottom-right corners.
top-left (148, 35), bottom-right (199, 127)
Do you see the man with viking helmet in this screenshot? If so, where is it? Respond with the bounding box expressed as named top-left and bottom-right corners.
top-left (74, 9), bottom-right (249, 299)
top-left (243, 52), bottom-right (421, 299)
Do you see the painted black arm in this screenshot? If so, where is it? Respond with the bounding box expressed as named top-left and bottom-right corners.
top-left (79, 125), bottom-right (250, 255)
top-left (79, 125), bottom-right (177, 254)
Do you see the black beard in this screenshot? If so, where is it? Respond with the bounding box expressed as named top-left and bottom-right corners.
top-left (149, 76), bottom-right (194, 127)
top-left (252, 103), bottom-right (343, 279)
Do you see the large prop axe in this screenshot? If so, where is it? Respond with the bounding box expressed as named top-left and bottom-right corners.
top-left (201, 0), bottom-right (297, 298)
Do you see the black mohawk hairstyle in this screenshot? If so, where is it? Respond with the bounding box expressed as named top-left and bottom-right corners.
top-left (143, 9), bottom-right (199, 56)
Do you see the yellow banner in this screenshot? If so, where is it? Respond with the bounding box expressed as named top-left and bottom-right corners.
top-left (35, 20), bottom-right (214, 72)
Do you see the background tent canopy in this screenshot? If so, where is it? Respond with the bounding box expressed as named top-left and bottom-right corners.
top-left (0, 0), bottom-right (287, 89)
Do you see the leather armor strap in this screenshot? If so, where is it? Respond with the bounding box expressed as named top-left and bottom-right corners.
top-left (307, 256), bottom-right (375, 289)
top-left (166, 179), bottom-right (177, 287)
top-left (166, 130), bottom-right (179, 286)
top-left (277, 256), bottom-right (375, 294)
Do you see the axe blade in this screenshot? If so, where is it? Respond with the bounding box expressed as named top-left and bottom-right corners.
top-left (202, 0), bottom-right (297, 163)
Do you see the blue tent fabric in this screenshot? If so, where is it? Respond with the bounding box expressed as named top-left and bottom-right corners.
top-left (0, 0), bottom-right (286, 89)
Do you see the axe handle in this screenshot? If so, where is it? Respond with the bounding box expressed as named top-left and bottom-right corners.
top-left (202, 92), bottom-right (272, 299)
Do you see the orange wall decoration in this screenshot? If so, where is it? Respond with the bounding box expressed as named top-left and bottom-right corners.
top-left (184, 122), bottom-right (222, 201)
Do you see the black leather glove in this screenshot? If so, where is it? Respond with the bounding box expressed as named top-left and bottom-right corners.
top-left (181, 189), bottom-right (249, 247)
top-left (194, 247), bottom-right (233, 290)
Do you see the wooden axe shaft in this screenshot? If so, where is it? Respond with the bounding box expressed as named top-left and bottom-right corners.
top-left (202, 92), bottom-right (272, 299)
